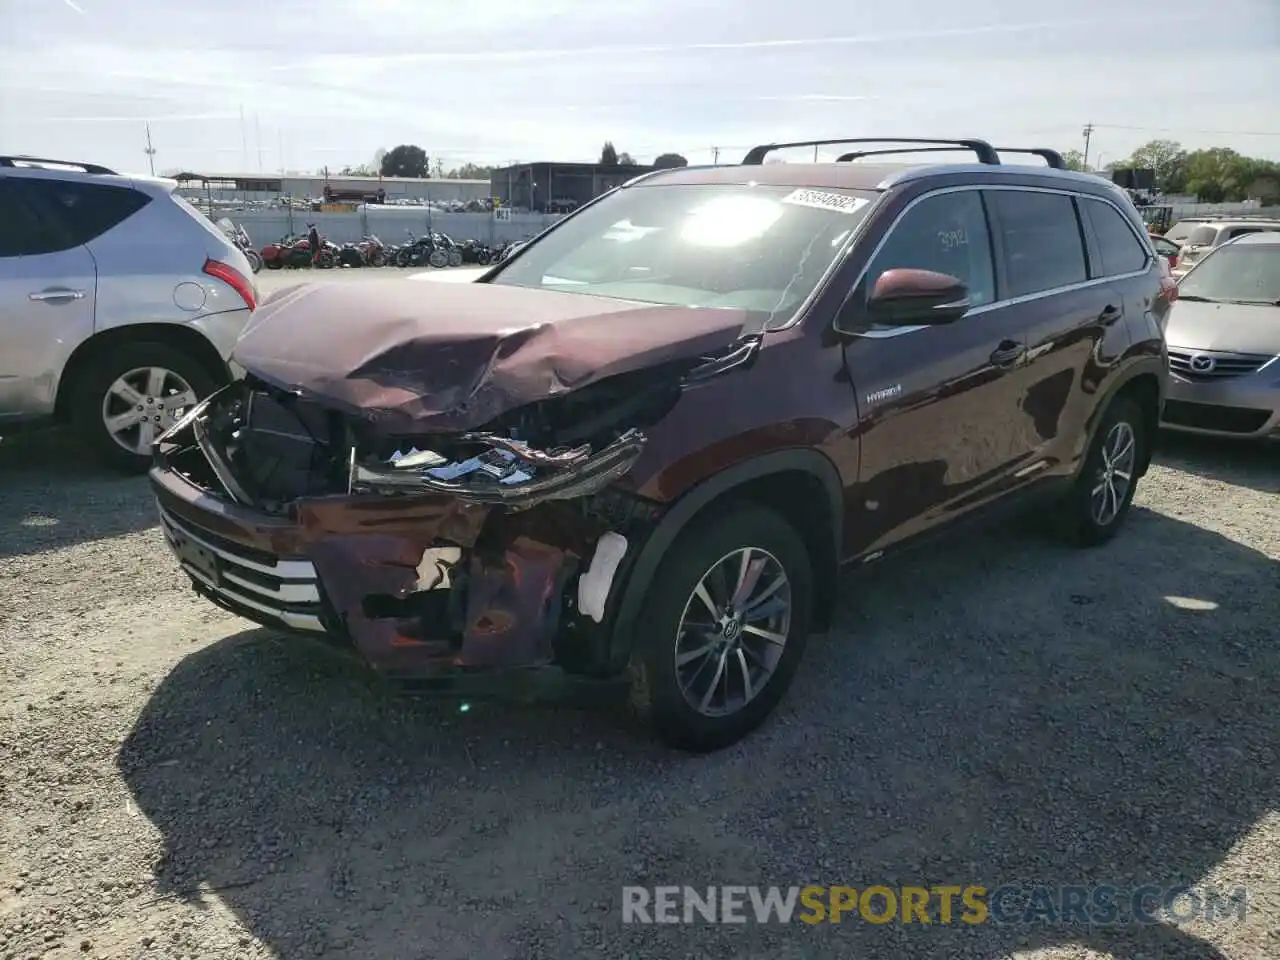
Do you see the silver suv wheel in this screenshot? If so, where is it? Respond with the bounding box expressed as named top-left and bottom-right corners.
top-left (674, 546), bottom-right (793, 718)
top-left (101, 366), bottom-right (198, 455)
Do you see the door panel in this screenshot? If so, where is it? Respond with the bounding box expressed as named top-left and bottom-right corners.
top-left (841, 305), bottom-right (1033, 556)
top-left (835, 188), bottom-right (1035, 557)
top-left (0, 179), bottom-right (98, 419)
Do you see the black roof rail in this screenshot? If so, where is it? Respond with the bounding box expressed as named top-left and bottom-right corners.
top-left (0, 155), bottom-right (118, 175)
top-left (742, 138), bottom-right (1001, 166)
top-left (835, 146), bottom-right (962, 162)
top-left (991, 147), bottom-right (1066, 170)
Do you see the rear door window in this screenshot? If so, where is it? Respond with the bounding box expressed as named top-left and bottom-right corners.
top-left (864, 190), bottom-right (996, 307)
top-left (987, 190), bottom-right (1088, 297)
top-left (0, 179), bottom-right (79, 256)
top-left (1081, 199), bottom-right (1150, 276)
top-left (19, 179), bottom-right (150, 247)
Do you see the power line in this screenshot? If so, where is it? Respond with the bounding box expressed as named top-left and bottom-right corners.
top-left (1087, 123), bottom-right (1280, 138)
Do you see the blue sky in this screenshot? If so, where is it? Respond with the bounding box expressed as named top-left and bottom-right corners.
top-left (1, 0), bottom-right (1277, 175)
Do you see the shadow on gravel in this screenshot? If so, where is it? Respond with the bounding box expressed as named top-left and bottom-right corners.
top-left (119, 508), bottom-right (1276, 960)
top-left (1153, 432), bottom-right (1279, 494)
top-left (0, 428), bottom-right (156, 560)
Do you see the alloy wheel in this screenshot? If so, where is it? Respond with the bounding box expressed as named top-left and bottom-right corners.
top-left (1090, 420), bottom-right (1137, 526)
top-left (673, 547), bottom-right (792, 718)
top-left (101, 366), bottom-right (198, 455)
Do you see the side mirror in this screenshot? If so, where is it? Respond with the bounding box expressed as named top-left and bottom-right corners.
top-left (864, 268), bottom-right (971, 327)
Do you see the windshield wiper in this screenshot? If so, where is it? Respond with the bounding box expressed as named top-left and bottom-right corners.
top-left (1175, 294), bottom-right (1216, 302)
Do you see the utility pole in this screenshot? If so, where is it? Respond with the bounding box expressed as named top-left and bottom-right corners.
top-left (711, 146), bottom-right (720, 165)
top-left (1081, 123), bottom-right (1095, 171)
top-left (813, 144), bottom-right (819, 162)
top-left (143, 123), bottom-right (156, 176)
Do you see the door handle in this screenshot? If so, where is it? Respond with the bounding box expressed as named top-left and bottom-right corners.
top-left (1098, 305), bottom-right (1122, 325)
top-left (989, 340), bottom-right (1026, 367)
top-left (29, 289), bottom-right (86, 302)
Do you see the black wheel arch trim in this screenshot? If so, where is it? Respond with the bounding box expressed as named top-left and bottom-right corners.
top-left (604, 448), bottom-right (844, 674)
top-left (1078, 356), bottom-right (1166, 480)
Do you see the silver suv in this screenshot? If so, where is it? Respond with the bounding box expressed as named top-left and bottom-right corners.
top-left (1171, 216), bottom-right (1280, 279)
top-left (0, 156), bottom-right (258, 471)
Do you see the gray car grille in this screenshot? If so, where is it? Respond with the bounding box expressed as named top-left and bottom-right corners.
top-left (1168, 349), bottom-right (1273, 382)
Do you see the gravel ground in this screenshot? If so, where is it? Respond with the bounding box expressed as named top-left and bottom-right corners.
top-left (1, 417), bottom-right (1277, 960)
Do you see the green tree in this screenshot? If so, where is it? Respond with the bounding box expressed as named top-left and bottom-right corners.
top-left (618, 151), bottom-right (637, 165)
top-left (600, 141), bottom-right (619, 166)
top-left (653, 153), bottom-right (688, 168)
top-left (1061, 149), bottom-right (1088, 172)
top-left (380, 144), bottom-right (429, 178)
top-left (1113, 139), bottom-right (1188, 193)
top-left (446, 162), bottom-right (496, 179)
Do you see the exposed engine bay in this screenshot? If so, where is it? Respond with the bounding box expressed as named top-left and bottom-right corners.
top-left (152, 334), bottom-right (759, 680)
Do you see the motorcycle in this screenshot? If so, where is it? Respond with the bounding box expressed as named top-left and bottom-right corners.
top-left (459, 240), bottom-right (496, 265)
top-left (260, 233), bottom-right (306, 270)
top-left (396, 231), bottom-right (448, 268)
top-left (337, 241), bottom-right (366, 268)
top-left (433, 232), bottom-right (464, 267)
top-left (217, 218), bottom-right (263, 273)
top-left (357, 234), bottom-right (386, 267)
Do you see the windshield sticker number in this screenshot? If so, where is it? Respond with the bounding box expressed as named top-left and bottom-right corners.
top-left (781, 190), bottom-right (868, 215)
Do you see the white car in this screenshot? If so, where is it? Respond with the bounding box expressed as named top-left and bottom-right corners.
top-left (0, 155), bottom-right (258, 471)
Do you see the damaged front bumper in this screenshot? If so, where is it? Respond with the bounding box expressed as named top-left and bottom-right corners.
top-left (149, 382), bottom-right (660, 683)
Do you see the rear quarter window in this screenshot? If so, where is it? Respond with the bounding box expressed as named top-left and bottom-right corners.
top-left (22, 179), bottom-right (151, 247)
top-left (1082, 198), bottom-right (1150, 276)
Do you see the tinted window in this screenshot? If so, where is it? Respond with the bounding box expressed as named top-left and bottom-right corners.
top-left (490, 183), bottom-right (876, 329)
top-left (21, 179), bottom-right (150, 247)
top-left (989, 191), bottom-right (1088, 297)
top-left (1225, 226), bottom-right (1276, 241)
top-left (864, 190), bottom-right (995, 307)
top-left (0, 179), bottom-right (78, 256)
top-left (1178, 245), bottom-right (1280, 303)
top-left (1083, 199), bottom-right (1149, 276)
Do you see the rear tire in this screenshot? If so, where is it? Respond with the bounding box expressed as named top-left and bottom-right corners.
top-left (1055, 395), bottom-right (1145, 546)
top-left (71, 341), bottom-right (220, 474)
top-left (245, 250), bottom-right (264, 273)
top-left (629, 504), bottom-right (813, 752)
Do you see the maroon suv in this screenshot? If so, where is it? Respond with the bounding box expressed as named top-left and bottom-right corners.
top-left (150, 137), bottom-right (1171, 751)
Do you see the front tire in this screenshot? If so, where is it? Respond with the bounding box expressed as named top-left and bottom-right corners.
top-left (1056, 395), bottom-right (1145, 546)
top-left (71, 341), bottom-right (220, 474)
top-left (245, 250), bottom-right (263, 273)
top-left (629, 503), bottom-right (813, 752)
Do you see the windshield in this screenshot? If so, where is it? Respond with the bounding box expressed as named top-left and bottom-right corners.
top-left (487, 183), bottom-right (875, 329)
top-left (1179, 244), bottom-right (1280, 304)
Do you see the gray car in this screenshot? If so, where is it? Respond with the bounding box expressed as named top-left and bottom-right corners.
top-left (0, 155), bottom-right (257, 471)
top-left (1162, 232), bottom-right (1280, 440)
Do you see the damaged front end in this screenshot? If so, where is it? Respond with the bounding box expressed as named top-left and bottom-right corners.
top-left (151, 335), bottom-right (757, 684)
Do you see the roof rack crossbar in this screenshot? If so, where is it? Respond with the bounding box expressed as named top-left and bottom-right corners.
top-left (835, 146), bottom-right (964, 162)
top-left (991, 147), bottom-right (1066, 170)
top-left (0, 155), bottom-right (117, 175)
top-left (742, 138), bottom-right (1001, 166)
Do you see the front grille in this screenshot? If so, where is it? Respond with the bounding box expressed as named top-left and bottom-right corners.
top-left (1168, 349), bottom-right (1273, 382)
top-left (158, 503), bottom-right (326, 633)
top-left (1162, 400), bottom-right (1271, 434)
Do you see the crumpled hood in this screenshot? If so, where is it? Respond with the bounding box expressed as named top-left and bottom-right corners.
top-left (233, 279), bottom-right (749, 433)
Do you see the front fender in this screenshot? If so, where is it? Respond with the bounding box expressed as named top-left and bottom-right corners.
top-left (603, 447), bottom-right (843, 674)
